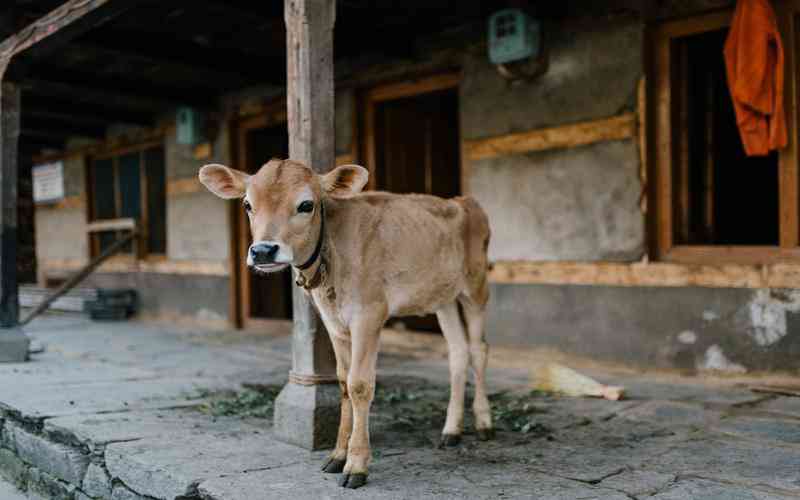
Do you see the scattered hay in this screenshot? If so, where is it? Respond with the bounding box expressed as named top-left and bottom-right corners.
top-left (192, 384), bottom-right (282, 419)
top-left (490, 390), bottom-right (553, 436)
top-left (189, 378), bottom-right (554, 440)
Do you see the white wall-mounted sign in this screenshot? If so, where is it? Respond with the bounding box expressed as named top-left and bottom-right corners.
top-left (33, 161), bottom-right (65, 204)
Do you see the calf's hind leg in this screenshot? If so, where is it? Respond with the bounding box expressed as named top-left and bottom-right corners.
top-left (460, 296), bottom-right (494, 440)
top-left (436, 301), bottom-right (470, 447)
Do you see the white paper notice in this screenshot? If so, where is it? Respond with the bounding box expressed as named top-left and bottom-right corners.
top-left (32, 161), bottom-right (65, 204)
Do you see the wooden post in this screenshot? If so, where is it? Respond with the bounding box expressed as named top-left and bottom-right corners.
top-left (273, 0), bottom-right (340, 450)
top-left (0, 76), bottom-right (30, 362)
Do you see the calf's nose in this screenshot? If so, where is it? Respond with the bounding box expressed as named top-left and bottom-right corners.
top-left (249, 243), bottom-right (279, 265)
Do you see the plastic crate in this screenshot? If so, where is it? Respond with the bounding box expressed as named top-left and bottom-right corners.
top-left (84, 288), bottom-right (139, 321)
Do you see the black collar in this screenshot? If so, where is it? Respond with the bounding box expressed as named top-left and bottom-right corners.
top-left (296, 203), bottom-right (324, 271)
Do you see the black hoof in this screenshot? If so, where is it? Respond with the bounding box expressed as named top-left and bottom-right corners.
top-left (438, 433), bottom-right (462, 448)
top-left (338, 472), bottom-right (368, 489)
top-left (321, 456), bottom-right (346, 473)
top-left (477, 428), bottom-right (496, 441)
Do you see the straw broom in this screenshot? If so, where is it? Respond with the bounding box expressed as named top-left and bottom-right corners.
top-left (533, 363), bottom-right (625, 401)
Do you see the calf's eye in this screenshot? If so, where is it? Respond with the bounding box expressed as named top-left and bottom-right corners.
top-left (243, 200), bottom-right (252, 213)
top-left (297, 200), bottom-right (314, 214)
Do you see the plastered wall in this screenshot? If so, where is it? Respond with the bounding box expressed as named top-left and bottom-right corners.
top-left (461, 14), bottom-right (645, 262)
top-left (34, 155), bottom-right (88, 266)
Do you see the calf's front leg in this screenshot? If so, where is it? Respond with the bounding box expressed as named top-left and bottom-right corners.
top-left (321, 335), bottom-right (352, 473)
top-left (339, 310), bottom-right (383, 489)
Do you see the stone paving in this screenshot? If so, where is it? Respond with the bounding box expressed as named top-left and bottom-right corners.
top-left (0, 313), bottom-right (799, 499)
top-left (1, 476), bottom-right (27, 500)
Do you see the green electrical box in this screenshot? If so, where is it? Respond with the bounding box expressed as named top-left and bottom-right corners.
top-left (176, 107), bottom-right (203, 145)
top-left (488, 9), bottom-right (541, 65)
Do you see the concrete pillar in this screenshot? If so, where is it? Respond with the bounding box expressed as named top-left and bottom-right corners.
top-left (0, 80), bottom-right (30, 362)
top-left (273, 0), bottom-right (339, 450)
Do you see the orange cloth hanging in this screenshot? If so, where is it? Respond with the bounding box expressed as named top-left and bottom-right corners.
top-left (724, 0), bottom-right (787, 156)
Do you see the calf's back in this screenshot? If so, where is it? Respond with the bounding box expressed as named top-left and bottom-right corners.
top-left (324, 191), bottom-right (490, 317)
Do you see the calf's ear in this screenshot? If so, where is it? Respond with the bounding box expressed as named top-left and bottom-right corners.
top-left (199, 164), bottom-right (250, 199)
top-left (321, 164), bottom-right (369, 196)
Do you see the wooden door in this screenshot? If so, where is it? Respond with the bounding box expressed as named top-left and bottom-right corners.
top-left (236, 115), bottom-right (293, 329)
top-left (373, 88), bottom-right (461, 198)
top-left (364, 79), bottom-right (461, 332)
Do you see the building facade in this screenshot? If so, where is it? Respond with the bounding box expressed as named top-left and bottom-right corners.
top-left (23, 0), bottom-right (800, 372)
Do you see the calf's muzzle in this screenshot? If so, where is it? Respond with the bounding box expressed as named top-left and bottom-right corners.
top-left (249, 242), bottom-right (280, 265)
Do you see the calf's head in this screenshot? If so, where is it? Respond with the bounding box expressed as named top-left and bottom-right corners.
top-left (199, 159), bottom-right (368, 273)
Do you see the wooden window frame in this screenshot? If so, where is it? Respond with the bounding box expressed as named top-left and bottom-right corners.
top-left (86, 139), bottom-right (166, 260)
top-left (649, 5), bottom-right (800, 265)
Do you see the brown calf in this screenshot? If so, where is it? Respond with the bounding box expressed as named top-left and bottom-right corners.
top-left (199, 159), bottom-right (493, 489)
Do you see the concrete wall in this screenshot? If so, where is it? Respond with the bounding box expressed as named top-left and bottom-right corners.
top-left (461, 14), bottom-right (644, 261)
top-left (471, 141), bottom-right (643, 261)
top-left (34, 155), bottom-right (88, 268)
top-left (83, 272), bottom-right (229, 327)
top-left (34, 208), bottom-right (87, 264)
top-left (488, 283), bottom-right (800, 373)
top-left (164, 122), bottom-right (232, 264)
top-left (166, 192), bottom-right (230, 262)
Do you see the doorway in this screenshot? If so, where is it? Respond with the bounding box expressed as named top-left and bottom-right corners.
top-left (371, 89), bottom-right (461, 197)
top-left (362, 74), bottom-right (462, 332)
top-left (235, 113), bottom-right (293, 329)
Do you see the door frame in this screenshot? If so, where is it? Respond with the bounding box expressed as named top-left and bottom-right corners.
top-left (229, 101), bottom-right (289, 330)
top-left (360, 71), bottom-right (463, 191)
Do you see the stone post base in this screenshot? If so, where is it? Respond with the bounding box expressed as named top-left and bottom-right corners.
top-left (0, 327), bottom-right (29, 362)
top-left (273, 381), bottom-right (340, 450)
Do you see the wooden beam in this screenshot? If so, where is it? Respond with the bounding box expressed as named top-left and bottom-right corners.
top-left (335, 153), bottom-right (355, 165)
top-left (0, 0), bottom-right (145, 77)
top-left (22, 75), bottom-right (212, 111)
top-left (488, 260), bottom-right (800, 289)
top-left (778, 5), bottom-right (799, 248)
top-left (197, 0), bottom-right (283, 22)
top-left (463, 113), bottom-right (637, 161)
top-left (20, 138), bottom-right (64, 151)
top-left (21, 127), bottom-right (98, 142)
top-left (21, 78), bottom-right (187, 114)
top-left (25, 108), bottom-right (115, 128)
top-left (39, 257), bottom-right (228, 277)
top-left (23, 97), bottom-right (154, 126)
top-left (86, 217), bottom-right (136, 233)
top-left (166, 178), bottom-right (203, 197)
top-left (663, 245), bottom-right (800, 266)
top-left (0, 82), bottom-right (20, 327)
top-left (79, 30), bottom-right (286, 84)
top-left (56, 42), bottom-right (260, 89)
top-left (21, 116), bottom-right (105, 138)
top-left (35, 195), bottom-right (84, 210)
top-left (637, 76), bottom-right (647, 214)
top-left (365, 72), bottom-right (461, 103)
top-left (32, 126), bottom-right (169, 164)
